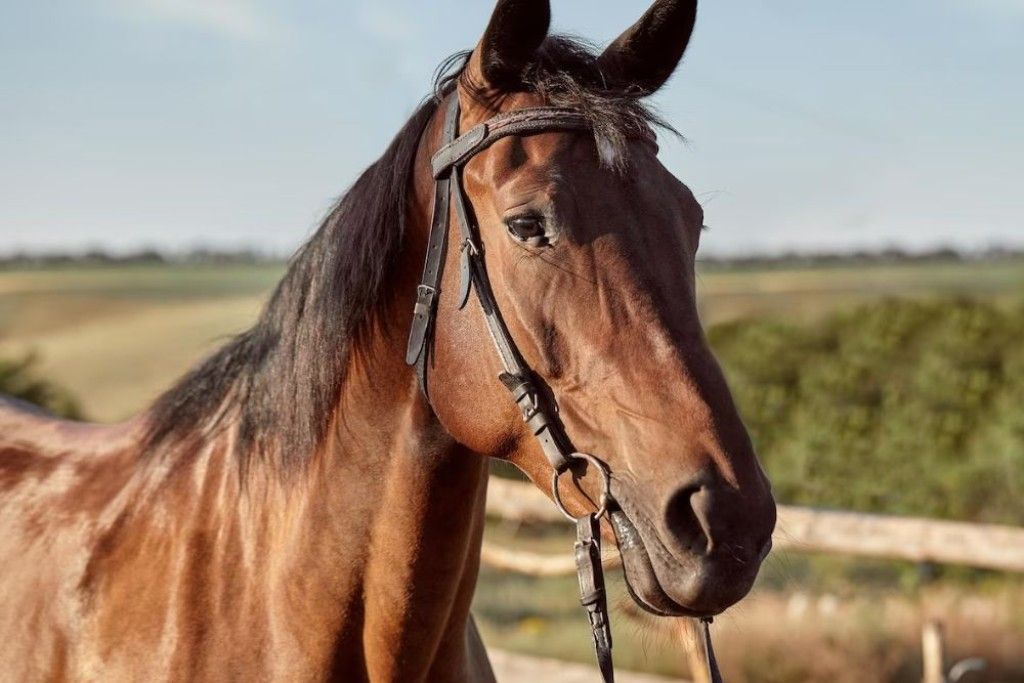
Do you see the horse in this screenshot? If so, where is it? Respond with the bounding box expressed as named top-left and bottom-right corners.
top-left (0, 1), bottom-right (776, 680)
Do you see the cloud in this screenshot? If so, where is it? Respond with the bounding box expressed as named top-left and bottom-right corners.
top-left (109, 0), bottom-right (278, 42)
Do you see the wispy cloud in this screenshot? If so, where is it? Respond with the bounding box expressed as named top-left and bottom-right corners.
top-left (109, 0), bottom-right (278, 43)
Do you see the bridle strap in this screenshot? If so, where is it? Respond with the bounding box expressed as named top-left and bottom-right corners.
top-left (702, 618), bottom-right (724, 683)
top-left (405, 94), bottom-right (461, 394)
top-left (407, 94), bottom-right (581, 474)
top-left (452, 166), bottom-right (575, 472)
top-left (405, 93), bottom-right (611, 675)
top-left (404, 93), bottom-right (725, 683)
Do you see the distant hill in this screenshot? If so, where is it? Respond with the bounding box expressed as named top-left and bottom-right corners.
top-left (0, 248), bottom-right (284, 269)
top-left (1, 245), bottom-right (1022, 270)
top-left (698, 245), bottom-right (1024, 270)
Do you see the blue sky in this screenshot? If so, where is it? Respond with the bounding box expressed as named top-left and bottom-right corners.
top-left (1, 0), bottom-right (1022, 256)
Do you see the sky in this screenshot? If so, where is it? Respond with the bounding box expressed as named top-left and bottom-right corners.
top-left (1, 0), bottom-right (1022, 257)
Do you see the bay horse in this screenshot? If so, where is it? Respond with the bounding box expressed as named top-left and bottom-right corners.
top-left (0, 1), bottom-right (776, 680)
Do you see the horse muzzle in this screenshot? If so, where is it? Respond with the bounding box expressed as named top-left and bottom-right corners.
top-left (610, 474), bottom-right (775, 617)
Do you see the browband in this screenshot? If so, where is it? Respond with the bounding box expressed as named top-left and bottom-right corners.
top-left (431, 107), bottom-right (592, 178)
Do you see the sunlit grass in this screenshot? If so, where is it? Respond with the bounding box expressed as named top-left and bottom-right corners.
top-left (2, 259), bottom-right (1024, 678)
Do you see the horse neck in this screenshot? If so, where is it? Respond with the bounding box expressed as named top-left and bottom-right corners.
top-left (305, 318), bottom-right (491, 677)
top-left (120, 99), bottom-right (489, 678)
top-left (128, 284), bottom-right (488, 678)
top-left (315, 115), bottom-right (493, 675)
top-left (124, 325), bottom-right (491, 679)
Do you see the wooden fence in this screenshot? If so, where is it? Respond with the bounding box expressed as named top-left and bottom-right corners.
top-left (484, 477), bottom-right (1024, 574)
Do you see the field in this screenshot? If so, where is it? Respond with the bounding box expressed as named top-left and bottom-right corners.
top-left (2, 258), bottom-right (1023, 681)
top-left (3, 259), bottom-right (1022, 423)
top-left (0, 264), bottom-right (280, 421)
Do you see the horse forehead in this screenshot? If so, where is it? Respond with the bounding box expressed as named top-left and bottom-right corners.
top-left (500, 133), bottom-right (611, 184)
top-left (483, 140), bottom-right (680, 228)
top-left (476, 127), bottom-right (680, 224)
top-left (476, 133), bottom-right (577, 192)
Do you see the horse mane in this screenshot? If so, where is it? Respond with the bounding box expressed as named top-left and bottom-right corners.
top-left (143, 37), bottom-right (667, 470)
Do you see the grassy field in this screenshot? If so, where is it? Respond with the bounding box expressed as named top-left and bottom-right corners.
top-left (695, 259), bottom-right (1024, 324)
top-left (0, 264), bottom-right (280, 420)
top-left (2, 259), bottom-right (1023, 680)
top-left (2, 259), bottom-right (1022, 422)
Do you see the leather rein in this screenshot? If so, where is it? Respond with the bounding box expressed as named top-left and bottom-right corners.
top-left (405, 93), bottom-right (722, 683)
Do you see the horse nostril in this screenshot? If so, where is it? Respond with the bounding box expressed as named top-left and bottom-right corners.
top-left (662, 483), bottom-right (713, 556)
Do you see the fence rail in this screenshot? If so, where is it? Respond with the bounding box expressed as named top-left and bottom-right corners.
top-left (485, 477), bottom-right (1024, 574)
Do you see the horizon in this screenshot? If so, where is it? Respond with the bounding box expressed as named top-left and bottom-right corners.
top-left (2, 1), bottom-right (1022, 256)
top-left (4, 242), bottom-right (1023, 265)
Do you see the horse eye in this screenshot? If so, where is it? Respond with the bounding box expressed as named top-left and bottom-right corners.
top-left (504, 215), bottom-right (548, 246)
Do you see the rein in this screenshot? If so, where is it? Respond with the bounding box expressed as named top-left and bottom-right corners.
top-left (405, 93), bottom-right (723, 683)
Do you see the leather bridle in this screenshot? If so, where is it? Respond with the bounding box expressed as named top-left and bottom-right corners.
top-left (405, 92), bottom-right (722, 683)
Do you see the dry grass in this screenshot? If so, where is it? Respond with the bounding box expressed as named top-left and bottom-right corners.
top-left (477, 561), bottom-right (1024, 681)
top-left (478, 522), bottom-right (1024, 682)
top-left (0, 296), bottom-right (265, 420)
top-left (695, 260), bottom-right (1024, 325)
top-left (699, 586), bottom-right (1024, 682)
top-left (0, 265), bottom-right (279, 420)
top-left (2, 261), bottom-right (1023, 679)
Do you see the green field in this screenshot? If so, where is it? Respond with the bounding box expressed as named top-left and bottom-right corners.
top-left (0, 264), bottom-right (281, 420)
top-left (3, 259), bottom-right (1024, 681)
top-left (2, 259), bottom-right (1021, 422)
top-left (695, 259), bottom-right (1024, 324)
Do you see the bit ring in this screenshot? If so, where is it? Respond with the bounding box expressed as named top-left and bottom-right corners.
top-left (551, 452), bottom-right (612, 522)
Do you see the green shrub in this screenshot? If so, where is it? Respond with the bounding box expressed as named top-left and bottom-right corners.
top-left (710, 298), bottom-right (1024, 525)
top-left (0, 354), bottom-right (83, 419)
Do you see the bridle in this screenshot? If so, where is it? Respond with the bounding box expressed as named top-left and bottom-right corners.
top-left (405, 92), bottom-right (722, 683)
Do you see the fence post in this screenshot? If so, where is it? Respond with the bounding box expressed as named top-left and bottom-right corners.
top-left (922, 620), bottom-right (946, 683)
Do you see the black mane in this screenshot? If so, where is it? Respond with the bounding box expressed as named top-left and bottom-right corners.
top-left (144, 37), bottom-right (666, 469)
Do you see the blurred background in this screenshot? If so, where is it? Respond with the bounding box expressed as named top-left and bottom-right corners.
top-left (1, 1), bottom-right (1022, 681)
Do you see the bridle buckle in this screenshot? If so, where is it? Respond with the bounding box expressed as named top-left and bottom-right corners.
top-left (412, 284), bottom-right (437, 317)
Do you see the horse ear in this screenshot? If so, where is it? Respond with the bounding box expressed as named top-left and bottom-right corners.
top-left (598, 0), bottom-right (698, 96)
top-left (466, 0), bottom-right (551, 91)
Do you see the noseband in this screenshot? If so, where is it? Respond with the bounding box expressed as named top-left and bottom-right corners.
top-left (405, 93), bottom-right (722, 683)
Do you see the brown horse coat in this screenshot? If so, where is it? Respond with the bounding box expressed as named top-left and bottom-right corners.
top-left (0, 1), bottom-right (775, 680)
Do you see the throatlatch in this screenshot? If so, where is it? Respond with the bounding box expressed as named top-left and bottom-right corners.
top-left (405, 92), bottom-right (724, 683)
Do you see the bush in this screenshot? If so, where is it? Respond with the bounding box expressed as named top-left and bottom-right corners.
top-left (0, 354), bottom-right (83, 419)
top-left (709, 299), bottom-right (1024, 525)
